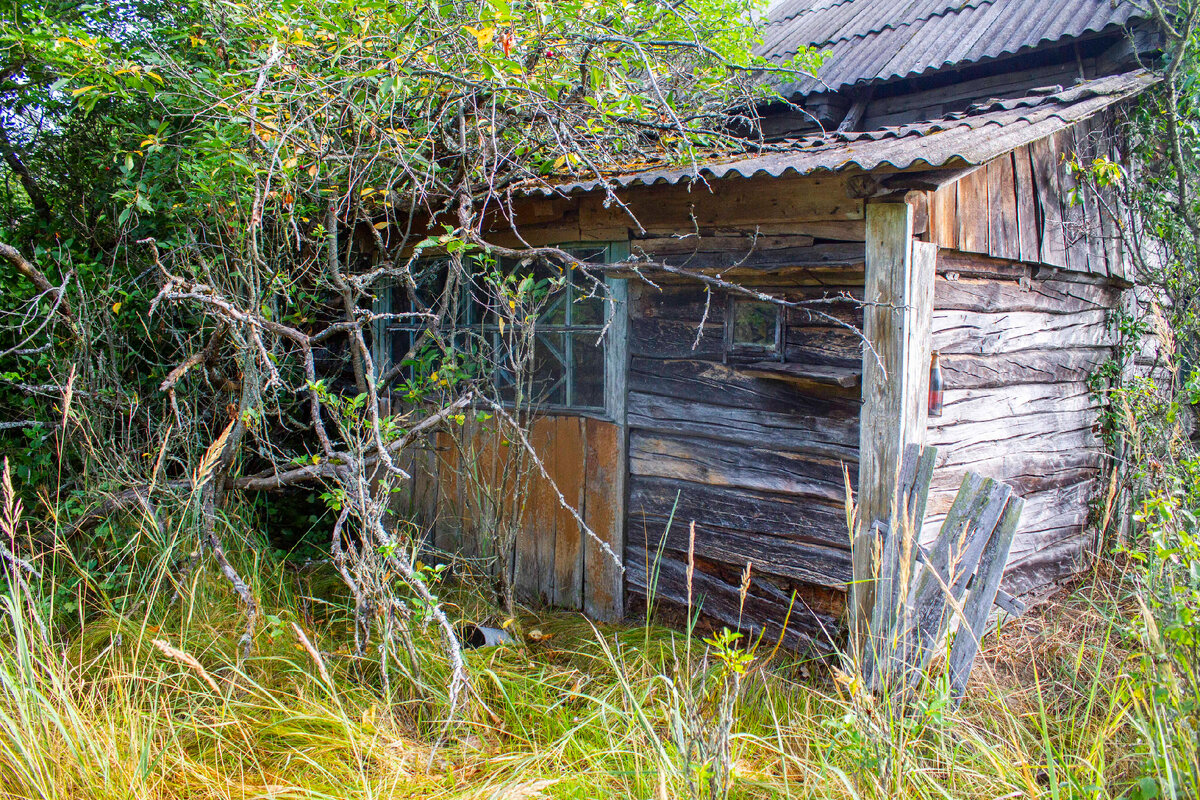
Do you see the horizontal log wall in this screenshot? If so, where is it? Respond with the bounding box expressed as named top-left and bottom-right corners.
top-left (925, 250), bottom-right (1119, 596)
top-left (623, 227), bottom-right (866, 647)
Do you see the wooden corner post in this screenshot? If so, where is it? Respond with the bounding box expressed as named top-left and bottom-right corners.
top-left (854, 199), bottom-right (937, 656)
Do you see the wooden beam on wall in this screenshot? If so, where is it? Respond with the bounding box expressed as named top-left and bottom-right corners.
top-left (854, 201), bottom-right (937, 651)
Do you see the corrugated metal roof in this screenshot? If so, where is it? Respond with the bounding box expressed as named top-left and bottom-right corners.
top-left (528, 70), bottom-right (1153, 196)
top-left (758, 0), bottom-right (1143, 97)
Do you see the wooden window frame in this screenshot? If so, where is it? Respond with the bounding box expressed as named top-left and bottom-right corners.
top-left (372, 241), bottom-right (628, 421)
top-left (724, 295), bottom-right (783, 360)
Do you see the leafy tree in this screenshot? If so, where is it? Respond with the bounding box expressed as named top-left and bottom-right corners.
top-left (0, 0), bottom-right (818, 711)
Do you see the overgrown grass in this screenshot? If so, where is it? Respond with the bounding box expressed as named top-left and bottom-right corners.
top-left (0, 523), bottom-right (1156, 800)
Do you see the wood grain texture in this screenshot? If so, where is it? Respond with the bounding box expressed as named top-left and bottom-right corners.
top-left (1014, 146), bottom-right (1041, 264)
top-left (987, 156), bottom-right (1020, 262)
top-left (552, 416), bottom-right (586, 609)
top-left (627, 391), bottom-right (859, 460)
top-left (934, 275), bottom-right (1117, 315)
top-left (855, 202), bottom-right (917, 644)
top-left (956, 168), bottom-right (989, 254)
top-left (584, 417), bottom-right (624, 620)
top-left (927, 243), bottom-right (1121, 599)
top-left (625, 548), bottom-right (841, 650)
top-left (630, 430), bottom-right (849, 501)
top-left (434, 430), bottom-right (461, 555)
top-left (1055, 129), bottom-right (1091, 274)
top-left (932, 309), bottom-right (1110, 355)
top-left (939, 348), bottom-right (1111, 388)
top-left (947, 493), bottom-right (1024, 700)
top-left (931, 183), bottom-right (958, 250)
top-left (627, 474), bottom-right (852, 553)
top-left (1029, 134), bottom-right (1069, 268)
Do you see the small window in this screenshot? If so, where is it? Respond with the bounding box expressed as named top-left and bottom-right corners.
top-left (726, 298), bottom-right (780, 355)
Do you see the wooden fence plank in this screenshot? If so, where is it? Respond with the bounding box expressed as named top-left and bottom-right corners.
top-left (907, 479), bottom-right (1012, 684)
top-left (1055, 129), bottom-right (1091, 274)
top-left (900, 473), bottom-right (986, 669)
top-left (948, 496), bottom-right (1024, 700)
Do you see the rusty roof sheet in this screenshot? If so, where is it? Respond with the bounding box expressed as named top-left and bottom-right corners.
top-left (759, 0), bottom-right (1143, 98)
top-left (530, 70), bottom-right (1153, 196)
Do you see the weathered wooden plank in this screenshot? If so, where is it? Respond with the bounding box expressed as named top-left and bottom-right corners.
top-left (631, 233), bottom-right (816, 256)
top-left (1029, 134), bottom-right (1069, 268)
top-left (583, 417), bottom-right (624, 621)
top-left (629, 358), bottom-right (863, 417)
top-left (628, 509), bottom-right (853, 587)
top-left (926, 445), bottom-right (1100, 508)
top-left (1001, 530), bottom-right (1090, 597)
top-left (930, 381), bottom-right (1098, 423)
top-left (629, 430), bottom-right (849, 501)
top-left (629, 317), bottom-right (725, 360)
top-left (628, 391), bottom-right (860, 460)
top-left (1013, 145), bottom-right (1041, 264)
top-left (936, 249), bottom-right (1028, 280)
top-left (926, 477), bottom-right (1095, 551)
top-left (868, 444), bottom-right (938, 688)
top-left (904, 241), bottom-right (937, 447)
top-left (938, 347), bottom-right (1111, 388)
top-left (987, 155), bottom-right (1020, 262)
top-left (932, 308), bottom-right (1111, 355)
top-left (409, 441), bottom-right (441, 552)
top-left (629, 282), bottom-right (864, 324)
top-left (1055, 129), bottom-right (1091, 274)
top-left (741, 361), bottom-right (861, 389)
top-left (579, 174), bottom-right (865, 240)
top-left (625, 548), bottom-right (840, 649)
top-left (514, 416), bottom-right (557, 602)
top-left (783, 326), bottom-right (870, 368)
top-left (906, 476), bottom-right (1009, 682)
top-left (627, 476), bottom-right (851, 552)
top-left (434, 430), bottom-right (461, 554)
top-left (629, 241), bottom-right (865, 272)
top-left (630, 315), bottom-right (863, 365)
top-left (948, 496), bottom-right (1024, 701)
top-left (1075, 116), bottom-right (1111, 277)
top-left (532, 417), bottom-right (559, 605)
top-left (552, 416), bottom-right (586, 610)
top-left (1099, 187), bottom-right (1127, 282)
top-left (934, 275), bottom-right (1118, 315)
top-left (956, 168), bottom-right (990, 254)
top-left (932, 184), bottom-right (958, 249)
top-left (855, 201), bottom-right (917, 647)
top-left (629, 220), bottom-right (868, 243)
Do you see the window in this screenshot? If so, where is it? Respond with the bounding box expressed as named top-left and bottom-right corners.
top-left (373, 242), bottom-right (626, 417)
top-left (726, 297), bottom-right (781, 356)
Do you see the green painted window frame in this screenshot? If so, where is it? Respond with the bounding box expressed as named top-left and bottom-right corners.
top-left (372, 241), bottom-right (628, 421)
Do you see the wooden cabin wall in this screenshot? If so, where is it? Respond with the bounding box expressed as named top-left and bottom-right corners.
top-left (622, 230), bottom-right (867, 647)
top-left (923, 250), bottom-right (1119, 596)
top-left (928, 113), bottom-right (1126, 281)
top-left (382, 174), bottom-right (870, 634)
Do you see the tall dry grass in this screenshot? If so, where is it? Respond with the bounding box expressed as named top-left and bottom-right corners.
top-left (0, 442), bottom-right (1149, 800)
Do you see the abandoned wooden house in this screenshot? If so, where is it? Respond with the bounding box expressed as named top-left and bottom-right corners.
top-left (374, 0), bottom-right (1161, 646)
